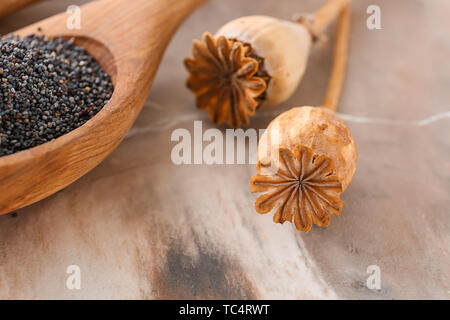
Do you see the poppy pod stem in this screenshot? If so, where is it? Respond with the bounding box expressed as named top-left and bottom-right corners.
top-left (322, 5), bottom-right (350, 111)
top-left (296, 0), bottom-right (351, 38)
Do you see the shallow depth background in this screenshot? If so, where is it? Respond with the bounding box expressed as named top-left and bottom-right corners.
top-left (0, 0), bottom-right (449, 299)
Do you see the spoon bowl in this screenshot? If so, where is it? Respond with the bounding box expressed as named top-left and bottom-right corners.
top-left (0, 0), bottom-right (205, 214)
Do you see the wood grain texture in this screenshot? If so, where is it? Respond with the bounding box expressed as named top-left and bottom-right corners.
top-left (0, 0), bottom-right (206, 214)
top-left (0, 0), bottom-right (43, 18)
top-left (0, 0), bottom-right (448, 300)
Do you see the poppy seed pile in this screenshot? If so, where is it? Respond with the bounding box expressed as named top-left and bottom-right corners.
top-left (0, 35), bottom-right (113, 157)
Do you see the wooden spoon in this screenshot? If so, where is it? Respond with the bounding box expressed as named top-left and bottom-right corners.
top-left (0, 0), bottom-right (206, 214)
top-left (0, 0), bottom-right (43, 19)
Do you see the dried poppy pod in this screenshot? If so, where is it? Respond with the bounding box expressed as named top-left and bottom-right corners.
top-left (250, 5), bottom-right (355, 232)
top-left (184, 0), bottom-right (351, 127)
top-left (251, 106), bottom-right (357, 232)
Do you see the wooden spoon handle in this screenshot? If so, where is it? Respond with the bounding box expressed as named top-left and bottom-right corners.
top-left (0, 0), bottom-right (43, 18)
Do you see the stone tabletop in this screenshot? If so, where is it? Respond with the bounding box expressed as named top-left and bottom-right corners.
top-left (0, 0), bottom-right (448, 299)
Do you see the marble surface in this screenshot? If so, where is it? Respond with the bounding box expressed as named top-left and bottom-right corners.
top-left (0, 0), bottom-right (449, 299)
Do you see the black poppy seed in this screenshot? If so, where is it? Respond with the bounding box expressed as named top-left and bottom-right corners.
top-left (0, 34), bottom-right (114, 157)
top-left (9, 212), bottom-right (18, 218)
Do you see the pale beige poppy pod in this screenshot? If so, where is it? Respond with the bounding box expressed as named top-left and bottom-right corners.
top-left (257, 106), bottom-right (357, 190)
top-left (215, 16), bottom-right (312, 108)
